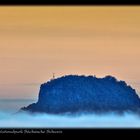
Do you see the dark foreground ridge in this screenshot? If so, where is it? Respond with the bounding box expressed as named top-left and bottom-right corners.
top-left (21, 75), bottom-right (140, 114)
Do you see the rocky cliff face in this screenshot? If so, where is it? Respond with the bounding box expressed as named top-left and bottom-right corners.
top-left (21, 75), bottom-right (140, 114)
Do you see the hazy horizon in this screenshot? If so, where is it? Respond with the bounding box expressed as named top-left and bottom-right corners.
top-left (0, 6), bottom-right (140, 99)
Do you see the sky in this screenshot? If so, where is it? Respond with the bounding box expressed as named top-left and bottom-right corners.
top-left (0, 6), bottom-right (140, 99)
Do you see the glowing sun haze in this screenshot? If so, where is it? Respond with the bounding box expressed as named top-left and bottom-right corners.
top-left (0, 6), bottom-right (140, 99)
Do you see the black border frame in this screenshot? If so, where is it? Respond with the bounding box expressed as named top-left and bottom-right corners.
top-left (0, 2), bottom-right (140, 137)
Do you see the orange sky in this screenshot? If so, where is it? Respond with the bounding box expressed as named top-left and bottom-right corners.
top-left (0, 6), bottom-right (140, 99)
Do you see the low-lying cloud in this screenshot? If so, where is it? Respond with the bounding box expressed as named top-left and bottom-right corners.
top-left (0, 111), bottom-right (140, 128)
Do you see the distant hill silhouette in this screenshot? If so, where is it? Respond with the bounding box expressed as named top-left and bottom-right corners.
top-left (21, 75), bottom-right (140, 114)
